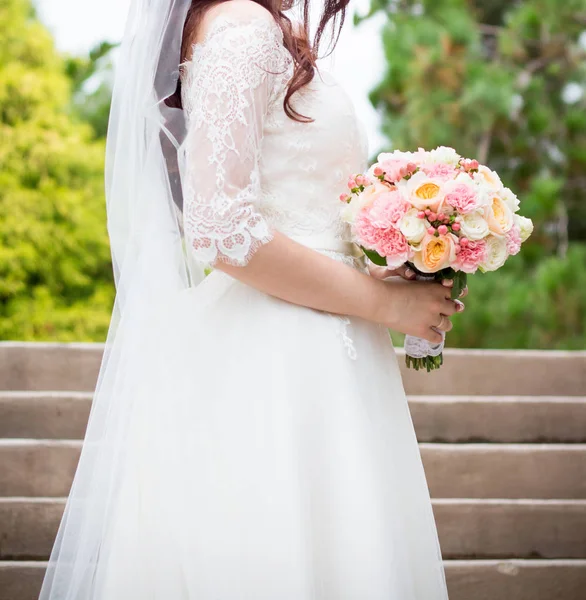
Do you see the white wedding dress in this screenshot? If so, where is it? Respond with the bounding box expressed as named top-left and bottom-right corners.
top-left (52, 12), bottom-right (449, 600)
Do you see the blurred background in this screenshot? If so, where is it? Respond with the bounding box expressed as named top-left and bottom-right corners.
top-left (1, 0), bottom-right (585, 349)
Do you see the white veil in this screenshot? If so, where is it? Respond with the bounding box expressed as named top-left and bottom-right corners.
top-left (39, 1), bottom-right (196, 597)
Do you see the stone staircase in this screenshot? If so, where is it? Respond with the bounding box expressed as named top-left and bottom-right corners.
top-left (0, 342), bottom-right (585, 600)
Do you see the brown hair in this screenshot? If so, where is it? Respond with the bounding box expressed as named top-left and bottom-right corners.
top-left (166, 0), bottom-right (350, 122)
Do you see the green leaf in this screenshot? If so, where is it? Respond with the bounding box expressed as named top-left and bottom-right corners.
top-left (362, 247), bottom-right (387, 266)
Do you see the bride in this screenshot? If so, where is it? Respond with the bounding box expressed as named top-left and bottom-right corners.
top-left (40, 0), bottom-right (464, 598)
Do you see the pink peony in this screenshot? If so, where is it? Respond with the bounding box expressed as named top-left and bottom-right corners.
top-left (453, 239), bottom-right (488, 274)
top-left (368, 190), bottom-right (411, 229)
top-left (444, 182), bottom-right (482, 214)
top-left (506, 225), bottom-right (522, 256)
top-left (379, 159), bottom-right (418, 184)
top-left (422, 163), bottom-right (455, 181)
top-left (354, 207), bottom-right (412, 268)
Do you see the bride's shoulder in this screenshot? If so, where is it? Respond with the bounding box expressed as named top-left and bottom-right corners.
top-left (198, 0), bottom-right (277, 38)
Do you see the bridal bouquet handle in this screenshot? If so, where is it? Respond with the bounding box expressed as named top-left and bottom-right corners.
top-left (341, 146), bottom-right (533, 371)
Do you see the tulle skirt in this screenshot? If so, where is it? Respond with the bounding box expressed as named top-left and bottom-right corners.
top-left (78, 270), bottom-right (448, 599)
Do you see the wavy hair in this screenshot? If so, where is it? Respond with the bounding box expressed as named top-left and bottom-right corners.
top-left (166, 0), bottom-right (350, 122)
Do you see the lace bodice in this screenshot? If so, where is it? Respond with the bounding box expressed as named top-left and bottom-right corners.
top-left (180, 13), bottom-right (368, 267)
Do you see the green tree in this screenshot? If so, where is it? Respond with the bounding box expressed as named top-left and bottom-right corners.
top-left (65, 40), bottom-right (116, 138)
top-left (0, 0), bottom-right (114, 341)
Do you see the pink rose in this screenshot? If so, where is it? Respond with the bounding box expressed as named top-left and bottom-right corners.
top-left (422, 163), bottom-right (455, 181)
top-left (368, 190), bottom-right (411, 229)
top-left (443, 181), bottom-right (482, 214)
top-left (379, 159), bottom-right (418, 184)
top-left (506, 225), bottom-right (522, 256)
top-left (453, 239), bottom-right (488, 274)
top-left (354, 207), bottom-right (413, 268)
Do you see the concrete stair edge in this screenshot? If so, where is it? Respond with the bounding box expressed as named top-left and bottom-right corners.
top-left (2, 393), bottom-right (585, 442)
top-left (2, 497), bottom-right (586, 561)
top-left (1, 342), bottom-right (584, 395)
top-left (2, 560), bottom-right (586, 600)
top-left (2, 441), bottom-right (586, 499)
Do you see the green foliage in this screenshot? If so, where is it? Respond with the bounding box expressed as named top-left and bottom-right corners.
top-left (449, 244), bottom-right (586, 349)
top-left (0, 0), bottom-right (114, 341)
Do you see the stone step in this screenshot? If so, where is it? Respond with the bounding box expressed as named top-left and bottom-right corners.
top-left (3, 392), bottom-right (585, 443)
top-left (421, 444), bottom-right (586, 499)
top-left (410, 396), bottom-right (586, 443)
top-left (1, 441), bottom-right (585, 499)
top-left (1, 560), bottom-right (585, 600)
top-left (433, 499), bottom-right (586, 559)
top-left (1, 497), bottom-right (585, 561)
top-left (1, 342), bottom-right (585, 396)
top-left (445, 559), bottom-right (586, 600)
top-left (0, 392), bottom-right (92, 440)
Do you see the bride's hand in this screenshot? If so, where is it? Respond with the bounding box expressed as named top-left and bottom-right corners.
top-left (376, 278), bottom-right (464, 344)
top-left (369, 262), bottom-right (469, 298)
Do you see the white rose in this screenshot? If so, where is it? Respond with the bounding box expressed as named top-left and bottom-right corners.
top-left (480, 235), bottom-right (509, 272)
top-left (459, 211), bottom-right (490, 241)
top-left (342, 182), bottom-right (389, 223)
top-left (514, 214), bottom-right (534, 242)
top-left (399, 208), bottom-right (427, 244)
top-left (499, 187), bottom-right (520, 213)
top-left (377, 150), bottom-right (417, 163)
top-left (426, 145), bottom-right (461, 166)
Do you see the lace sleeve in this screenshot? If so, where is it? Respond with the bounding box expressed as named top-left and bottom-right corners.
top-left (180, 16), bottom-right (290, 267)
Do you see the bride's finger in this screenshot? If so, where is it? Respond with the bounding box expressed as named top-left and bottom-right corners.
top-left (368, 263), bottom-right (416, 281)
top-left (433, 315), bottom-right (453, 333)
top-left (392, 264), bottom-right (416, 280)
top-left (459, 286), bottom-right (469, 298)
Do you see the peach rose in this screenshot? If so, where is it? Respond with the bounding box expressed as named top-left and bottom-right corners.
top-left (402, 171), bottom-right (444, 212)
top-left (485, 195), bottom-right (514, 237)
top-left (412, 232), bottom-right (458, 273)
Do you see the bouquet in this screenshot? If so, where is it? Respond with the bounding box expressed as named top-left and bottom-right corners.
top-left (340, 146), bottom-right (534, 371)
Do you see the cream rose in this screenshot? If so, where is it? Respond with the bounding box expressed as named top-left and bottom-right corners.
top-left (412, 232), bottom-right (458, 273)
top-left (402, 171), bottom-right (444, 212)
top-left (499, 187), bottom-right (520, 213)
top-left (342, 182), bottom-right (389, 223)
top-left (514, 214), bottom-right (534, 242)
top-left (485, 195), bottom-right (514, 236)
top-left (459, 211), bottom-right (490, 241)
top-left (479, 235), bottom-right (508, 272)
top-left (399, 208), bottom-right (427, 244)
top-left (475, 165), bottom-right (503, 190)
